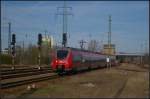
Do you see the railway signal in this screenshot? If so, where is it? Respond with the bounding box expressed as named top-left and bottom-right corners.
top-left (62, 33), bottom-right (67, 47)
top-left (11, 34), bottom-right (16, 68)
top-left (37, 33), bottom-right (42, 67)
top-left (11, 45), bottom-right (15, 55)
top-left (38, 33), bottom-right (42, 47)
top-left (11, 34), bottom-right (16, 55)
top-left (12, 34), bottom-right (16, 44)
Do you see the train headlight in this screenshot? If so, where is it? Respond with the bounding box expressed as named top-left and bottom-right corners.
top-left (55, 60), bottom-right (57, 63)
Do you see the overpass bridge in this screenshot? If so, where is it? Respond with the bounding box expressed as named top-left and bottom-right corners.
top-left (115, 52), bottom-right (144, 64)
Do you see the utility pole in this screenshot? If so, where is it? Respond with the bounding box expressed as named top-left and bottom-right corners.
top-left (79, 40), bottom-right (87, 50)
top-left (44, 30), bottom-right (47, 37)
top-left (108, 15), bottom-right (111, 55)
top-left (8, 22), bottom-right (11, 54)
top-left (22, 41), bottom-right (24, 64)
top-left (56, 1), bottom-right (73, 47)
top-left (100, 40), bottom-right (103, 52)
top-left (108, 15), bottom-right (112, 68)
top-left (0, 25), bottom-right (1, 54)
top-left (140, 43), bottom-right (143, 66)
top-left (145, 40), bottom-right (148, 55)
top-left (0, 30), bottom-right (1, 67)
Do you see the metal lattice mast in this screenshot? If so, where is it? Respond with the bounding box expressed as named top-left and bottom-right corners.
top-left (108, 15), bottom-right (112, 55)
top-left (56, 1), bottom-right (73, 47)
top-left (8, 22), bottom-right (11, 54)
top-left (63, 1), bottom-right (67, 35)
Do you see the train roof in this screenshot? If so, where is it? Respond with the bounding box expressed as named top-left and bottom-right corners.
top-left (57, 47), bottom-right (116, 56)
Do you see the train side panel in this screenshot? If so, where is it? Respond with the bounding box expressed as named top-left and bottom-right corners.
top-left (71, 49), bottom-right (108, 71)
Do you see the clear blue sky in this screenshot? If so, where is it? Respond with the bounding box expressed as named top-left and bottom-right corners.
top-left (1, 1), bottom-right (149, 53)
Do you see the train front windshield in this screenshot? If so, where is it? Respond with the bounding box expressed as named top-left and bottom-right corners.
top-left (57, 50), bottom-right (68, 59)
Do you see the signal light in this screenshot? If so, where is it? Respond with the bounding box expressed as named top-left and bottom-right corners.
top-left (49, 37), bottom-right (52, 48)
top-left (38, 33), bottom-right (42, 46)
top-left (12, 34), bottom-right (16, 45)
top-left (63, 33), bottom-right (67, 45)
top-left (11, 46), bottom-right (15, 55)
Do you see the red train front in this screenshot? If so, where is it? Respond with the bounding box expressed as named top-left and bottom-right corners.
top-left (51, 48), bottom-right (72, 74)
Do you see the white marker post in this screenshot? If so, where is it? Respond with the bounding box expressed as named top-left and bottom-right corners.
top-left (106, 57), bottom-right (110, 68)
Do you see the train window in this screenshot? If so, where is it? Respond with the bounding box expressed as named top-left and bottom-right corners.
top-left (57, 50), bottom-right (68, 59)
top-left (73, 54), bottom-right (82, 62)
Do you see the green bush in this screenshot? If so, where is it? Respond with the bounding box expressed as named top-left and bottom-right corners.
top-left (0, 54), bottom-right (12, 64)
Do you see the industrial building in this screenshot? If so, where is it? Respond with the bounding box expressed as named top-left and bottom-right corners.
top-left (102, 44), bottom-right (116, 55)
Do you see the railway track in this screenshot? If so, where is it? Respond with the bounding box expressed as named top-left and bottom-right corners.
top-left (1, 65), bottom-right (48, 69)
top-left (1, 69), bottom-right (52, 79)
top-left (1, 68), bottom-right (96, 89)
top-left (115, 67), bottom-right (148, 72)
top-left (1, 66), bottom-right (57, 89)
top-left (1, 66), bottom-right (100, 89)
top-left (1, 66), bottom-right (111, 89)
top-left (1, 67), bottom-right (51, 75)
top-left (1, 73), bottom-right (58, 89)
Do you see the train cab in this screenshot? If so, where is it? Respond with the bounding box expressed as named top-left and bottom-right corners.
top-left (51, 48), bottom-right (72, 73)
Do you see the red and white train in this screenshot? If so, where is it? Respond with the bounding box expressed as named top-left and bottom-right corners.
top-left (51, 47), bottom-right (116, 75)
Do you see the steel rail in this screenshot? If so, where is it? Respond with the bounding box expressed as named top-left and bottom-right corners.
top-left (1, 66), bottom-right (50, 71)
top-left (1, 70), bottom-right (53, 79)
top-left (1, 68), bottom-right (51, 75)
top-left (1, 74), bottom-right (59, 89)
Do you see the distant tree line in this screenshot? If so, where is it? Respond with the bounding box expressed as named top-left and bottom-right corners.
top-left (0, 43), bottom-right (56, 65)
top-left (0, 39), bottom-right (149, 66)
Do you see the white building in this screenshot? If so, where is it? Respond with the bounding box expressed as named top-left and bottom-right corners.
top-left (42, 35), bottom-right (54, 48)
